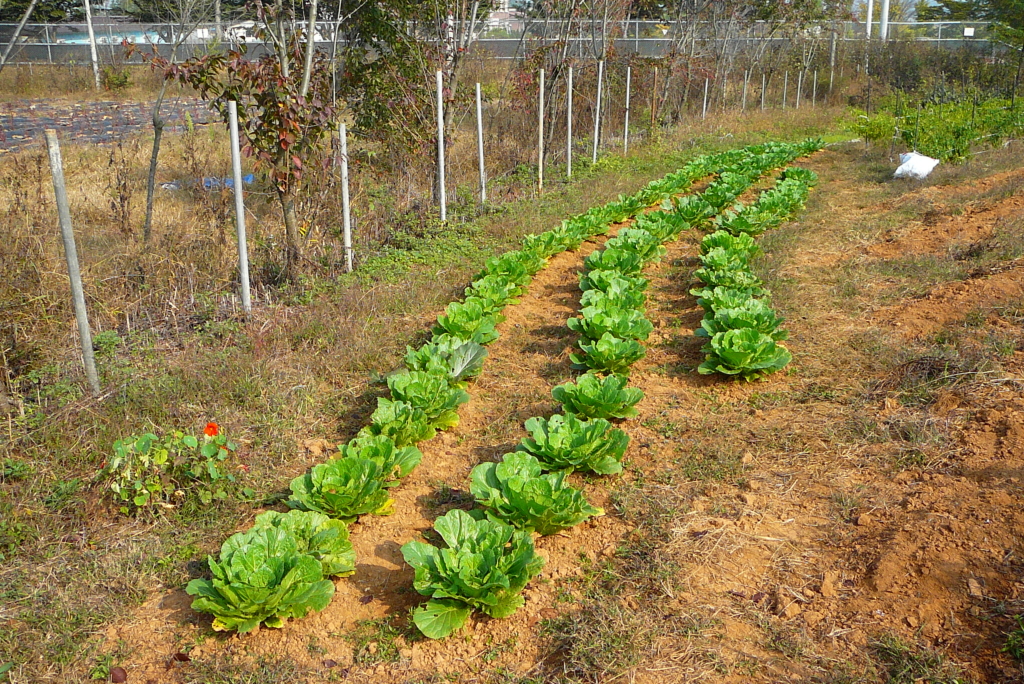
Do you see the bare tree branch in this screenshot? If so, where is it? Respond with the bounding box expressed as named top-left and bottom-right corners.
top-left (0, 0), bottom-right (40, 77)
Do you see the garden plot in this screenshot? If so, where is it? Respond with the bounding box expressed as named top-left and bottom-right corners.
top-left (97, 141), bottom-right (822, 679)
top-left (9, 135), bottom-right (1024, 684)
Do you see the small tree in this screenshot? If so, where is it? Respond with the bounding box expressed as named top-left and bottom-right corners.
top-left (921, 0), bottom-right (1024, 105)
top-left (147, 0), bottom-right (336, 283)
top-left (127, 0), bottom-right (217, 243)
top-left (988, 0), bottom-right (1024, 107)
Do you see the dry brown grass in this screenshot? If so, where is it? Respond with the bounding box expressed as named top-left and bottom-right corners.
top-left (0, 62), bottom-right (178, 101)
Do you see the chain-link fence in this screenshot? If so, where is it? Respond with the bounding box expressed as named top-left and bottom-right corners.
top-left (0, 19), bottom-right (1002, 64)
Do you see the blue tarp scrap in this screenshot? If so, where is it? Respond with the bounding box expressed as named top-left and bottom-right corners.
top-left (160, 174), bottom-right (255, 191)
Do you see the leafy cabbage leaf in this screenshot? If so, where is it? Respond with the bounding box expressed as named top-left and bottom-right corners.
top-left (691, 265), bottom-right (764, 292)
top-left (604, 228), bottom-right (668, 264)
top-left (579, 269), bottom-right (648, 295)
top-left (470, 452), bottom-right (604, 535)
top-left (433, 299), bottom-right (504, 345)
top-left (480, 250), bottom-right (546, 286)
top-left (387, 370), bottom-right (470, 430)
top-left (570, 332), bottom-right (647, 375)
top-left (633, 210), bottom-right (688, 242)
top-left (405, 335), bottom-right (487, 383)
top-left (781, 166), bottom-right (818, 186)
top-left (552, 372), bottom-right (644, 420)
top-left (567, 305), bottom-right (653, 342)
top-left (287, 457), bottom-right (394, 523)
top-left (698, 328), bottom-right (792, 381)
top-left (670, 194), bottom-right (715, 225)
top-left (693, 286), bottom-right (770, 312)
top-left (700, 230), bottom-right (761, 261)
top-left (519, 412), bottom-right (627, 474)
top-left (358, 398), bottom-right (437, 446)
top-left (401, 509), bottom-right (544, 639)
top-left (251, 509), bottom-right (356, 578)
top-left (580, 282), bottom-right (647, 312)
top-left (186, 526), bottom-right (334, 633)
top-left (337, 434), bottom-right (422, 485)
top-left (583, 247), bottom-right (644, 275)
top-left (464, 275), bottom-right (523, 313)
top-left (696, 299), bottom-right (788, 342)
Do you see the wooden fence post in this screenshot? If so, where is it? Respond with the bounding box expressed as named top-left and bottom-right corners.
top-left (44, 130), bottom-right (100, 396)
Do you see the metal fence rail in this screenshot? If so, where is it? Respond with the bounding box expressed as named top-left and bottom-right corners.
top-left (0, 19), bottom-right (1000, 65)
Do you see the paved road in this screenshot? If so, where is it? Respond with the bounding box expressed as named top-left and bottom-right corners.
top-left (0, 97), bottom-right (219, 152)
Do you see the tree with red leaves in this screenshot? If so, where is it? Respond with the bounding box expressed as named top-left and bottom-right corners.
top-left (144, 0), bottom-right (335, 283)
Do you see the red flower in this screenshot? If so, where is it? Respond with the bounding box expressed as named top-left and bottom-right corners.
top-left (204, 422), bottom-right (219, 437)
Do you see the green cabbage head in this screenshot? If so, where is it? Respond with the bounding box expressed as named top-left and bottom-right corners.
top-left (186, 526), bottom-right (334, 634)
top-left (401, 509), bottom-right (544, 639)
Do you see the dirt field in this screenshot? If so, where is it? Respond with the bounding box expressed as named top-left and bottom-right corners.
top-left (65, 139), bottom-right (1021, 683)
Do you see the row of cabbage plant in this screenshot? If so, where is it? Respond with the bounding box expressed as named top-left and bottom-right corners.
top-left (391, 150), bottom-right (760, 640)
top-left (182, 152), bottom-right (730, 635)
top-left (693, 165), bottom-right (820, 381)
top-left (398, 140), bottom-right (824, 641)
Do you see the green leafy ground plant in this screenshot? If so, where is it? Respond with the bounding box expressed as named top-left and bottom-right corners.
top-left (404, 335), bottom-right (487, 383)
top-left (336, 434), bottom-right (422, 485)
top-left (433, 299), bottom-right (504, 345)
top-left (580, 282), bottom-right (647, 312)
top-left (696, 298), bottom-right (789, 341)
top-left (552, 372), bottom-right (644, 420)
top-left (401, 509), bottom-right (544, 639)
top-left (464, 275), bottom-right (523, 312)
top-left (186, 526), bottom-right (335, 633)
top-left (101, 422), bottom-right (238, 512)
top-left (358, 398), bottom-right (437, 447)
top-left (701, 230), bottom-right (761, 261)
top-left (583, 248), bottom-right (645, 275)
top-left (519, 412), bottom-right (628, 474)
top-left (698, 328), bottom-right (793, 382)
top-left (570, 332), bottom-right (647, 375)
top-left (604, 228), bottom-right (668, 264)
top-left (386, 370), bottom-right (470, 429)
top-left (470, 452), bottom-right (603, 535)
top-left (287, 457), bottom-right (394, 522)
top-left (579, 269), bottom-right (648, 295)
top-left (694, 286), bottom-right (771, 311)
top-left (251, 509), bottom-right (356, 577)
top-left (567, 305), bottom-right (653, 342)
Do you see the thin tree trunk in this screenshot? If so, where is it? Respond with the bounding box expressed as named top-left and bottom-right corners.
top-left (329, 0), bottom-right (344, 103)
top-left (143, 80), bottom-right (171, 243)
top-left (599, 0), bottom-right (610, 58)
top-left (272, 0), bottom-right (290, 78)
top-left (442, 0), bottom-right (480, 134)
top-left (83, 0), bottom-right (101, 90)
top-left (0, 0), bottom-right (40, 77)
top-left (557, 0), bottom-right (578, 71)
top-left (1013, 45), bottom-right (1023, 111)
top-left (280, 191), bottom-right (301, 283)
top-left (299, 0), bottom-right (319, 97)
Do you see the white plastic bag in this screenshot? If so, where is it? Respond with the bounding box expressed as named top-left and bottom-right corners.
top-left (894, 151), bottom-right (940, 180)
